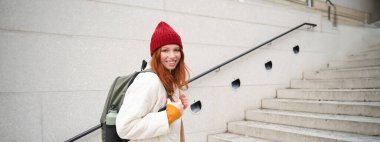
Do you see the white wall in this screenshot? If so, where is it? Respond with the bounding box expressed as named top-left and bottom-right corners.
top-left (0, 0), bottom-right (377, 141)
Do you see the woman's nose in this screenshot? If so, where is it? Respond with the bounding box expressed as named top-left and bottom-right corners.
top-left (168, 51), bottom-right (176, 58)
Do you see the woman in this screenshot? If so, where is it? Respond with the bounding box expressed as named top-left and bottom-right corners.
top-left (116, 21), bottom-right (189, 142)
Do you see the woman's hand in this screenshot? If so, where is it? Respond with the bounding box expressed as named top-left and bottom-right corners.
top-left (180, 94), bottom-right (188, 110)
top-left (167, 98), bottom-right (184, 114)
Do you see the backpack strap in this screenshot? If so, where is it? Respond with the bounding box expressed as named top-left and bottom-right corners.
top-left (126, 72), bottom-right (141, 88)
top-left (127, 69), bottom-right (174, 112)
top-left (125, 69), bottom-right (152, 91)
top-left (141, 60), bottom-right (148, 71)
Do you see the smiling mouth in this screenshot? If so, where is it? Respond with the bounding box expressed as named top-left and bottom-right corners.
top-left (167, 61), bottom-right (177, 65)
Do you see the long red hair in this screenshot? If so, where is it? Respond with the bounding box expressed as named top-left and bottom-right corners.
top-left (150, 47), bottom-right (189, 96)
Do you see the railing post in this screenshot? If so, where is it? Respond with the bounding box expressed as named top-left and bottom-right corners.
top-left (328, 5), bottom-right (331, 21)
top-left (326, 0), bottom-right (337, 27)
top-left (333, 9), bottom-right (337, 27)
top-left (307, 0), bottom-right (313, 7)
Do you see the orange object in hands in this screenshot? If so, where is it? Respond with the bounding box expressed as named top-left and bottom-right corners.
top-left (166, 104), bottom-right (182, 125)
top-left (166, 98), bottom-right (183, 125)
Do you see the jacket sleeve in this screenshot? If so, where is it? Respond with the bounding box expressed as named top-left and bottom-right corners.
top-left (116, 72), bottom-right (170, 140)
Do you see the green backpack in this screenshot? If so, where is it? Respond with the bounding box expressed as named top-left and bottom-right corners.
top-left (100, 61), bottom-right (149, 142)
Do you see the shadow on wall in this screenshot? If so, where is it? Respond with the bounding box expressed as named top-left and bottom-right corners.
top-left (372, 0), bottom-right (380, 23)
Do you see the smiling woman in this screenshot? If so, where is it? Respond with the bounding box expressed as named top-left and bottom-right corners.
top-left (115, 21), bottom-right (190, 142)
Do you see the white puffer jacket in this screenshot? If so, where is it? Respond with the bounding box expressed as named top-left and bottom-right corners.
top-left (116, 71), bottom-right (182, 142)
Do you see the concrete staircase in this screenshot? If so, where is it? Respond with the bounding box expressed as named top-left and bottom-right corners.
top-left (208, 46), bottom-right (380, 142)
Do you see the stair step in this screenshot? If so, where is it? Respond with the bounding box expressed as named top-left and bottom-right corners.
top-left (228, 121), bottom-right (380, 142)
top-left (261, 99), bottom-right (380, 117)
top-left (208, 133), bottom-right (274, 142)
top-left (277, 89), bottom-right (380, 101)
top-left (304, 66), bottom-right (380, 79)
top-left (327, 58), bottom-right (380, 69)
top-left (246, 109), bottom-right (380, 135)
top-left (346, 50), bottom-right (380, 60)
top-left (359, 46), bottom-right (380, 53)
top-left (291, 78), bottom-right (380, 89)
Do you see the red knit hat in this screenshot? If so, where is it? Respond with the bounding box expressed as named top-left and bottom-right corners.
top-left (150, 21), bottom-right (183, 56)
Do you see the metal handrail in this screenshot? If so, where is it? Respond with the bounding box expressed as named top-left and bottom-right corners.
top-left (65, 124), bottom-right (101, 142)
top-left (65, 22), bottom-right (317, 142)
top-left (188, 22), bottom-right (316, 82)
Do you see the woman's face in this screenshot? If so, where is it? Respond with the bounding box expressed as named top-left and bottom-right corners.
top-left (160, 44), bottom-right (181, 71)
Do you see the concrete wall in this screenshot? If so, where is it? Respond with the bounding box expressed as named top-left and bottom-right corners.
top-left (0, 0), bottom-right (377, 141)
top-left (330, 0), bottom-right (380, 23)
